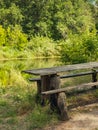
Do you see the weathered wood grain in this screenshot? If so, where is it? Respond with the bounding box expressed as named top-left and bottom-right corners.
top-left (42, 82), bottom-right (98, 95)
top-left (28, 70), bottom-right (98, 82)
top-left (23, 62), bottom-right (98, 75)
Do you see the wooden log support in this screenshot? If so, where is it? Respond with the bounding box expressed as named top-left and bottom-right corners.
top-left (49, 74), bottom-right (61, 110)
top-left (34, 80), bottom-right (41, 103)
top-left (57, 92), bottom-right (69, 121)
top-left (92, 69), bottom-right (97, 88)
top-left (36, 80), bottom-right (41, 95)
top-left (42, 82), bottom-right (98, 95)
top-left (41, 75), bottom-right (50, 92)
top-left (41, 75), bottom-right (50, 105)
top-left (49, 74), bottom-right (69, 121)
top-left (29, 78), bottom-right (41, 103)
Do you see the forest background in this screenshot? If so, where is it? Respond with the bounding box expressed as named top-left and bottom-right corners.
top-left (0, 0), bottom-right (98, 64)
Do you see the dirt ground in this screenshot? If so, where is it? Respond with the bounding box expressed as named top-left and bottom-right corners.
top-left (44, 103), bottom-right (98, 130)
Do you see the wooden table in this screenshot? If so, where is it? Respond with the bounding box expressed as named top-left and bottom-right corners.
top-left (23, 62), bottom-right (98, 120)
top-left (23, 62), bottom-right (98, 97)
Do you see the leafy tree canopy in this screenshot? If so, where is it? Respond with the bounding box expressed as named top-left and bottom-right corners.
top-left (0, 0), bottom-right (97, 40)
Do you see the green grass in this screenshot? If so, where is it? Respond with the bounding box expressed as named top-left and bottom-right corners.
top-left (1, 77), bottom-right (98, 130)
top-left (27, 105), bottom-right (58, 129)
top-left (0, 85), bottom-right (58, 130)
top-left (94, 89), bottom-right (98, 98)
top-left (0, 58), bottom-right (62, 129)
top-left (0, 60), bottom-right (98, 129)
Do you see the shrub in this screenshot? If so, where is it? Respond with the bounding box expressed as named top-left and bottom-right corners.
top-left (27, 36), bottom-right (58, 57)
top-left (60, 33), bottom-right (98, 64)
top-left (6, 25), bottom-right (28, 50)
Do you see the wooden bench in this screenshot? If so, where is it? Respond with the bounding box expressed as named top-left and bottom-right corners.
top-left (41, 81), bottom-right (98, 121)
top-left (29, 70), bottom-right (98, 82)
top-left (42, 81), bottom-right (98, 120)
top-left (28, 69), bottom-right (98, 95)
top-left (23, 62), bottom-right (98, 121)
top-left (28, 69), bottom-right (98, 121)
top-left (42, 82), bottom-right (98, 95)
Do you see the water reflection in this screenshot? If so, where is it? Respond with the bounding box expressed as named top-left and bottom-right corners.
top-left (0, 58), bottom-right (62, 87)
top-left (0, 58), bottom-right (62, 70)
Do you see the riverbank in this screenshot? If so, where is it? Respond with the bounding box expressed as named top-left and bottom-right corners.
top-left (0, 56), bottom-right (61, 62)
top-left (0, 41), bottom-right (60, 61)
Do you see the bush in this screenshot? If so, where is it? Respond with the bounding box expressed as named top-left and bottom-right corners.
top-left (60, 33), bottom-right (98, 64)
top-left (6, 25), bottom-right (28, 50)
top-left (27, 36), bottom-right (58, 57)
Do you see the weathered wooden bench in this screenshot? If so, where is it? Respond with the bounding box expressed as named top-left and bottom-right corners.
top-left (42, 81), bottom-right (98, 120)
top-left (28, 69), bottom-right (98, 95)
top-left (29, 70), bottom-right (98, 82)
top-left (28, 69), bottom-right (98, 120)
top-left (23, 62), bottom-right (98, 121)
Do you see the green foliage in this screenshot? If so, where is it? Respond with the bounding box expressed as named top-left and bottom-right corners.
top-left (59, 31), bottom-right (98, 64)
top-left (27, 36), bottom-right (58, 57)
top-left (27, 106), bottom-right (57, 129)
top-left (0, 25), bottom-right (28, 50)
top-left (0, 0), bottom-right (98, 62)
top-left (6, 25), bottom-right (28, 50)
top-left (0, 0), bottom-right (97, 40)
top-left (94, 89), bottom-right (98, 98)
top-left (59, 36), bottom-right (87, 64)
top-left (0, 3), bottom-right (23, 28)
top-left (96, 0), bottom-right (98, 5)
top-left (0, 25), bottom-right (6, 46)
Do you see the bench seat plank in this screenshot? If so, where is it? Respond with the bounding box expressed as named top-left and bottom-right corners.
top-left (42, 82), bottom-right (98, 95)
top-left (28, 70), bottom-right (98, 82)
top-left (29, 78), bottom-right (40, 82)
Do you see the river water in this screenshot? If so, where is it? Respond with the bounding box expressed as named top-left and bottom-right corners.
top-left (0, 58), bottom-right (62, 87)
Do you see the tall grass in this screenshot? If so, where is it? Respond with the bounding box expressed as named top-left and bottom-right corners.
top-left (0, 59), bottom-right (61, 129)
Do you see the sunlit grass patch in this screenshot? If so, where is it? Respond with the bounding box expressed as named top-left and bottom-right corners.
top-left (0, 84), bottom-right (37, 118)
top-left (0, 100), bottom-right (17, 118)
top-left (0, 83), bottom-right (58, 129)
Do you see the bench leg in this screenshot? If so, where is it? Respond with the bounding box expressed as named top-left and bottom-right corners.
top-left (50, 93), bottom-right (58, 110)
top-left (57, 92), bottom-right (69, 121)
top-left (41, 74), bottom-right (61, 106)
top-left (49, 74), bottom-right (61, 109)
top-left (41, 75), bottom-right (50, 106)
top-left (49, 74), bottom-right (69, 121)
top-left (35, 80), bottom-right (41, 103)
top-left (37, 80), bottom-right (41, 95)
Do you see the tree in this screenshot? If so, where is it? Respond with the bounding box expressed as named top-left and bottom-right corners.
top-left (0, 0), bottom-right (97, 40)
top-left (0, 3), bottom-right (23, 28)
